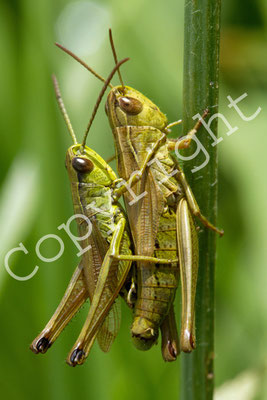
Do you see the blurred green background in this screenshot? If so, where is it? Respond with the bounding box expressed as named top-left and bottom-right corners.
top-left (0, 0), bottom-right (266, 399)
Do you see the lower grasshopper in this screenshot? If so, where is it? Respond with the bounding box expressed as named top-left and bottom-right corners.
top-left (30, 60), bottom-right (176, 366)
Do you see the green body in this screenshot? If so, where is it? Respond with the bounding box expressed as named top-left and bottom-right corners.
top-left (132, 209), bottom-right (179, 350)
top-left (31, 143), bottom-right (134, 364)
top-left (31, 141), bottom-right (176, 364)
top-left (66, 144), bottom-right (132, 306)
top-left (31, 51), bottom-right (222, 364)
top-left (106, 86), bottom-right (199, 353)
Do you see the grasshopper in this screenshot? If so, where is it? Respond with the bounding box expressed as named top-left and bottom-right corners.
top-left (55, 31), bottom-right (223, 357)
top-left (105, 32), bottom-right (224, 354)
top-left (30, 59), bottom-right (176, 366)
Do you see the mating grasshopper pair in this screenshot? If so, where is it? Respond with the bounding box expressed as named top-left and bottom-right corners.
top-left (30, 31), bottom-right (223, 366)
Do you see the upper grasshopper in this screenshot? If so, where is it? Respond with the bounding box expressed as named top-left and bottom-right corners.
top-left (104, 32), bottom-right (224, 355)
top-left (30, 60), bottom-right (176, 366)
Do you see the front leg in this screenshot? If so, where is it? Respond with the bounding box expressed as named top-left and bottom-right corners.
top-left (167, 109), bottom-right (209, 151)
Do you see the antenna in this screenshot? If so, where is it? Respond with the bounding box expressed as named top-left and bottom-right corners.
top-left (81, 57), bottom-right (129, 149)
top-left (52, 74), bottom-right (78, 144)
top-left (55, 43), bottom-right (113, 89)
top-left (108, 29), bottom-right (125, 92)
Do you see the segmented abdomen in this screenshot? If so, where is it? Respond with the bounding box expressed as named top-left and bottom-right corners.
top-left (132, 209), bottom-right (179, 340)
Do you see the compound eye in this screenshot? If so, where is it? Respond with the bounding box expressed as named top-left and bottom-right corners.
top-left (72, 157), bottom-right (94, 173)
top-left (118, 96), bottom-right (143, 115)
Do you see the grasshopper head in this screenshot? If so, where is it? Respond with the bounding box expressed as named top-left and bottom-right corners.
top-left (131, 316), bottom-right (159, 351)
top-left (65, 144), bottom-right (116, 186)
top-left (105, 86), bottom-right (168, 131)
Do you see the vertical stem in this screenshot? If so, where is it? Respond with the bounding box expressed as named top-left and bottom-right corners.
top-left (181, 1), bottom-right (221, 399)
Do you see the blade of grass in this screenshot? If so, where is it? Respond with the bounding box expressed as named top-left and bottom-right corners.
top-left (181, 1), bottom-right (221, 399)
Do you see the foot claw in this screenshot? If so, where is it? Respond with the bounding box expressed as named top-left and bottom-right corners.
top-left (31, 337), bottom-right (51, 354)
top-left (68, 348), bottom-right (85, 367)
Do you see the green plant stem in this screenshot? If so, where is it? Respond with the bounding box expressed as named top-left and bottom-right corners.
top-left (181, 1), bottom-right (221, 399)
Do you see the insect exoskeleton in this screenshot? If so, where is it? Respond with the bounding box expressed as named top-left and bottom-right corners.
top-left (106, 86), bottom-right (168, 131)
top-left (105, 85), bottom-right (181, 352)
top-left (52, 31), bottom-right (224, 361)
